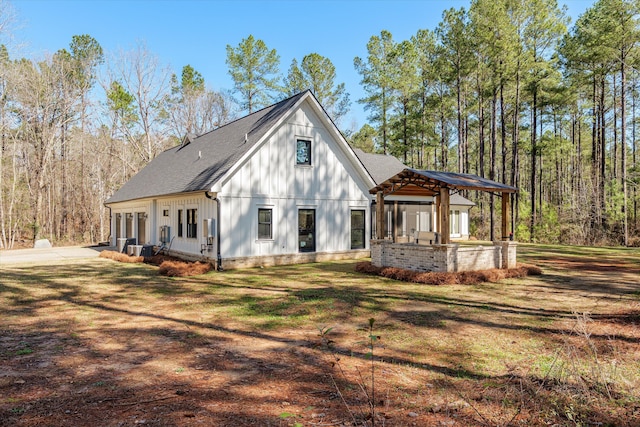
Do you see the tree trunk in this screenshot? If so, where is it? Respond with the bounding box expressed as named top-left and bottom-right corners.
top-left (457, 71), bottom-right (463, 173)
top-left (490, 90), bottom-right (497, 242)
top-left (530, 87), bottom-right (537, 242)
top-left (621, 53), bottom-right (628, 246)
top-left (600, 77), bottom-right (606, 228)
top-left (511, 63), bottom-right (521, 237)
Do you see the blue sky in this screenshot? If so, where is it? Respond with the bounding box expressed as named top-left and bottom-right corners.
top-left (11, 0), bottom-right (592, 129)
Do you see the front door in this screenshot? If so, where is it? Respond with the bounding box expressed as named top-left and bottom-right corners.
top-left (298, 209), bottom-right (315, 252)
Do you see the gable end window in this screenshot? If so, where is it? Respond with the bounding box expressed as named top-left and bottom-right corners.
top-left (187, 208), bottom-right (197, 238)
top-left (296, 139), bottom-right (311, 165)
top-left (258, 208), bottom-right (272, 240)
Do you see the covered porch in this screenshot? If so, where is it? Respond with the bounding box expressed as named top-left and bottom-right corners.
top-left (369, 169), bottom-right (518, 273)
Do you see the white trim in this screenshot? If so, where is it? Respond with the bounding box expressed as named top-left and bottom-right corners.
top-left (256, 205), bottom-right (275, 243)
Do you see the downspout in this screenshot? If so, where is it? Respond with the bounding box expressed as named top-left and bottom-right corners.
top-left (105, 204), bottom-right (112, 245)
top-left (204, 191), bottom-right (223, 271)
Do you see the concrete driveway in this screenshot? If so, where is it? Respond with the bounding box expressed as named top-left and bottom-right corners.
top-left (0, 246), bottom-right (113, 266)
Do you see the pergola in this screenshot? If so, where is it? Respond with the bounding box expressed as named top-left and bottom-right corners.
top-left (369, 169), bottom-right (518, 244)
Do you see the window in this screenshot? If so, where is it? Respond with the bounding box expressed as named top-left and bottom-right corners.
top-left (162, 209), bottom-right (169, 217)
top-left (298, 209), bottom-right (315, 252)
top-left (187, 208), bottom-right (198, 238)
top-left (296, 139), bottom-right (311, 165)
top-left (178, 209), bottom-right (183, 237)
top-left (351, 210), bottom-right (365, 249)
top-left (450, 210), bottom-right (460, 235)
top-left (258, 208), bottom-right (272, 240)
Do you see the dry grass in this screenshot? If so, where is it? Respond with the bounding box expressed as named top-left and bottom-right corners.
top-left (1, 244), bottom-right (639, 426)
top-left (98, 250), bottom-right (143, 263)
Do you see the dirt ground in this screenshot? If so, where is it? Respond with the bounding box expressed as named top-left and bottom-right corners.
top-left (1, 245), bottom-right (639, 426)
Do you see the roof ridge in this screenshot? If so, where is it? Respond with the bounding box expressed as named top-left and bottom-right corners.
top-left (191, 90), bottom-right (310, 142)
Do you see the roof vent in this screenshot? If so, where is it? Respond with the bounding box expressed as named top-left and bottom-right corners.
top-left (198, 150), bottom-right (202, 159)
top-left (244, 133), bottom-right (248, 143)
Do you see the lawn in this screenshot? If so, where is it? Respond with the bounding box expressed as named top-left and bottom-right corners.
top-left (0, 244), bottom-right (639, 426)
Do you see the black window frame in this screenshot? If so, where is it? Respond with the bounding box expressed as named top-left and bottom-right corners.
top-left (296, 139), bottom-right (311, 166)
top-left (186, 208), bottom-right (197, 239)
top-left (298, 209), bottom-right (316, 253)
top-left (257, 208), bottom-right (273, 240)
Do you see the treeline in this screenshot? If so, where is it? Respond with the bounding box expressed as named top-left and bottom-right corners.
top-left (0, 0), bottom-right (638, 248)
top-left (0, 24), bottom-right (350, 248)
top-left (350, 0), bottom-right (640, 246)
top-left (0, 38), bottom-right (236, 248)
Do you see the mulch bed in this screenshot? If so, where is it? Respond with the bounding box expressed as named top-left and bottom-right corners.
top-left (355, 261), bottom-right (542, 285)
top-left (99, 251), bottom-right (212, 277)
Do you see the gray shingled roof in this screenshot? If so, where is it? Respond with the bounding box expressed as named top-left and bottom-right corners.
top-left (449, 194), bottom-right (475, 206)
top-left (106, 91), bottom-right (309, 204)
top-left (354, 149), bottom-right (475, 206)
top-left (352, 149), bottom-right (406, 185)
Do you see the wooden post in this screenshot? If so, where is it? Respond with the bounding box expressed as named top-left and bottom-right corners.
top-left (501, 192), bottom-right (510, 241)
top-left (439, 187), bottom-right (450, 244)
top-left (376, 191), bottom-right (385, 239)
top-left (435, 193), bottom-right (441, 234)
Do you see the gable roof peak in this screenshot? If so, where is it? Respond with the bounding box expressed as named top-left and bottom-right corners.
top-left (106, 90), bottom-right (314, 204)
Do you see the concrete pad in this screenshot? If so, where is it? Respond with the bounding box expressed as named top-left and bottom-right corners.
top-left (0, 246), bottom-right (113, 266)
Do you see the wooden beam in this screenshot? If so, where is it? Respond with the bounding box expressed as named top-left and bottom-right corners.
top-left (439, 187), bottom-right (450, 244)
top-left (501, 192), bottom-right (510, 241)
top-left (376, 191), bottom-right (385, 239)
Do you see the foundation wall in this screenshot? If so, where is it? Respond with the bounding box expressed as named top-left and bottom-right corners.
top-left (218, 249), bottom-right (370, 270)
top-left (371, 240), bottom-right (517, 273)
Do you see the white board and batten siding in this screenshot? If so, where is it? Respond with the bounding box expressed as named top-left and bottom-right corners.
top-left (219, 102), bottom-right (371, 259)
top-left (110, 193), bottom-right (217, 256)
top-left (110, 200), bottom-right (154, 245)
top-left (153, 194), bottom-right (217, 256)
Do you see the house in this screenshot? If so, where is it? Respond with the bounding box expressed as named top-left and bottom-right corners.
top-left (106, 90), bottom-right (489, 271)
top-left (105, 91), bottom-right (376, 269)
top-left (353, 149), bottom-right (475, 242)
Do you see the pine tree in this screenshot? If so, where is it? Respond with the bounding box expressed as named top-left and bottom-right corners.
top-left (226, 34), bottom-right (280, 114)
